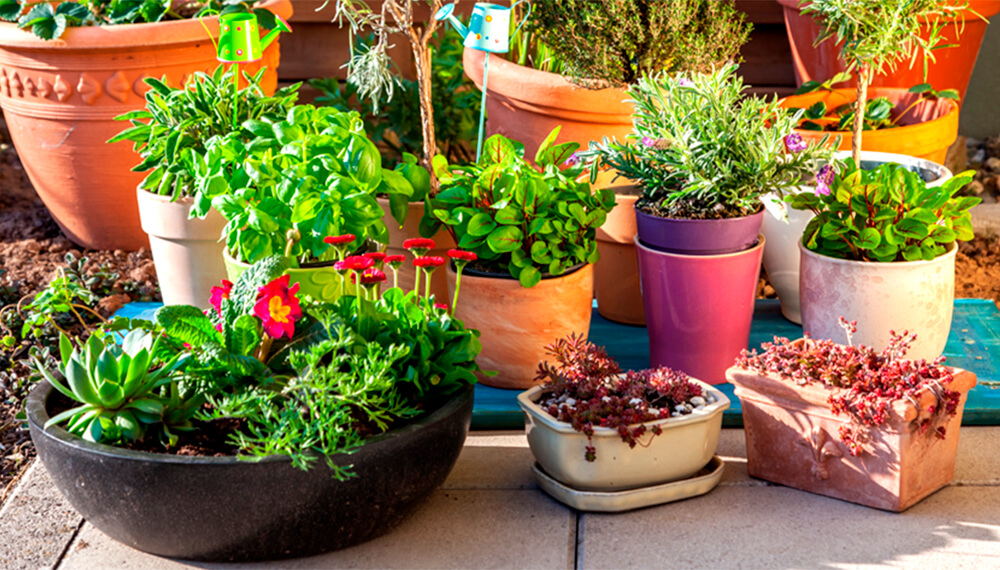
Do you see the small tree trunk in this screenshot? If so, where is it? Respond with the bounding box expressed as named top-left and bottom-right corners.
top-left (852, 65), bottom-right (869, 165)
top-left (413, 40), bottom-right (439, 194)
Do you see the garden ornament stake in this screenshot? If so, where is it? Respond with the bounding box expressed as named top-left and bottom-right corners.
top-left (216, 12), bottom-right (292, 125)
top-left (435, 1), bottom-right (531, 161)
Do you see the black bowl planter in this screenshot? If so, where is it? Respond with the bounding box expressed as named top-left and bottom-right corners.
top-left (27, 381), bottom-right (474, 562)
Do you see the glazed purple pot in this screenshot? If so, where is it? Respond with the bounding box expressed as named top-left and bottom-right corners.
top-left (634, 207), bottom-right (765, 254)
top-left (636, 235), bottom-right (765, 384)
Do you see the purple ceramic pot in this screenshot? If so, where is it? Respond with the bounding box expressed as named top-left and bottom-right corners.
top-left (634, 206), bottom-right (765, 254)
top-left (636, 235), bottom-right (765, 384)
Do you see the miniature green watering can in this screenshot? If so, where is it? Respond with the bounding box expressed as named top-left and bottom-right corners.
top-left (434, 1), bottom-right (531, 54)
top-left (217, 12), bottom-right (291, 63)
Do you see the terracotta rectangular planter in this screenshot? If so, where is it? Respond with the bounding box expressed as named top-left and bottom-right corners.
top-left (727, 365), bottom-right (977, 512)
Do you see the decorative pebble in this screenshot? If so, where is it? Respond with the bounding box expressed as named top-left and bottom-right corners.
top-left (690, 396), bottom-right (706, 407)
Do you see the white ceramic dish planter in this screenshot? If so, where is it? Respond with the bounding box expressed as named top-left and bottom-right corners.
top-left (517, 379), bottom-right (729, 492)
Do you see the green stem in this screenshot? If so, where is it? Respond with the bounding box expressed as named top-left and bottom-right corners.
top-left (424, 269), bottom-right (432, 300)
top-left (413, 265), bottom-right (422, 299)
top-left (452, 264), bottom-right (463, 314)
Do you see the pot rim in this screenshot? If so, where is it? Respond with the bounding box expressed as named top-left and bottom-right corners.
top-left (136, 187), bottom-right (195, 206)
top-left (26, 380), bottom-right (473, 465)
top-left (633, 204), bottom-right (765, 225)
top-left (633, 233), bottom-right (766, 259)
top-left (517, 378), bottom-right (730, 436)
top-left (777, 0), bottom-right (999, 20)
top-left (798, 239), bottom-right (957, 267)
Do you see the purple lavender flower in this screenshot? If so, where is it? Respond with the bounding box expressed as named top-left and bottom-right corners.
top-left (677, 77), bottom-right (693, 87)
top-left (641, 136), bottom-right (655, 148)
top-left (814, 164), bottom-right (835, 196)
top-left (784, 132), bottom-right (807, 153)
top-left (564, 152), bottom-right (581, 166)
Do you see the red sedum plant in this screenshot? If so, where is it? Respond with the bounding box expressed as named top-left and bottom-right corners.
top-left (736, 319), bottom-right (961, 456)
top-left (535, 334), bottom-right (707, 462)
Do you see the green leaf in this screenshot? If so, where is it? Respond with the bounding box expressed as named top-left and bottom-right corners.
top-left (486, 226), bottom-right (524, 254)
top-left (804, 101), bottom-right (827, 120)
top-left (0, 0), bottom-right (21, 22)
top-left (494, 205), bottom-right (523, 225)
top-left (856, 227), bottom-right (881, 250)
top-left (908, 83), bottom-right (933, 94)
top-left (467, 212), bottom-right (496, 237)
top-left (155, 305), bottom-right (222, 347)
top-left (518, 266), bottom-right (541, 288)
top-left (794, 81), bottom-right (822, 95)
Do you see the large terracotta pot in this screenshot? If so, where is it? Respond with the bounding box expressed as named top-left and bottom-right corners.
top-left (779, 87), bottom-right (959, 165)
top-left (799, 241), bottom-right (958, 361)
top-left (636, 235), bottom-right (765, 385)
top-left (595, 192), bottom-right (644, 325)
top-left (727, 363), bottom-right (977, 512)
top-left (377, 197), bottom-right (456, 303)
top-left (136, 189), bottom-right (227, 310)
top-left (463, 49), bottom-right (633, 160)
top-left (447, 263), bottom-right (594, 390)
top-left (778, 0), bottom-right (1000, 103)
top-left (0, 0), bottom-right (291, 251)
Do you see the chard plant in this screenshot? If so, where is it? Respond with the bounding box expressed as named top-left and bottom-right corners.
top-left (800, 0), bottom-right (967, 163)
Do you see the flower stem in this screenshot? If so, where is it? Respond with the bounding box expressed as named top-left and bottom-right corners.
top-left (452, 263), bottom-right (463, 314)
top-left (424, 268), bottom-right (432, 299)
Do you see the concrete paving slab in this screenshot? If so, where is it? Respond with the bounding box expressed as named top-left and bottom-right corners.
top-left (0, 461), bottom-right (82, 570)
top-left (578, 483), bottom-right (1000, 569)
top-left (954, 427), bottom-right (1000, 484)
top-left (59, 489), bottom-right (575, 570)
top-left (443, 431), bottom-right (537, 490)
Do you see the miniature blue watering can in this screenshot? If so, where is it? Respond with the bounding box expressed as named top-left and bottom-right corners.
top-left (217, 12), bottom-right (291, 63)
top-left (434, 1), bottom-right (531, 54)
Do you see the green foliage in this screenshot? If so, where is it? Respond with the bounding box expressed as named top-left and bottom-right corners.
top-left (18, 270), bottom-right (96, 340)
top-left (522, 0), bottom-right (750, 88)
top-left (110, 67), bottom-right (300, 205)
top-left (424, 129), bottom-right (615, 287)
top-left (789, 161), bottom-right (979, 262)
top-left (4, 0), bottom-right (270, 41)
top-left (202, 105), bottom-right (411, 264)
top-left (585, 63), bottom-right (832, 219)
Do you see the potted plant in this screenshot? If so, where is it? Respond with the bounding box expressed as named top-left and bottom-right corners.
top-left (110, 67), bottom-right (300, 309)
top-left (727, 320), bottom-right (977, 512)
top-left (518, 334), bottom-right (729, 510)
top-left (421, 129), bottom-right (615, 389)
top-left (464, 0), bottom-right (750, 325)
top-left (586, 63), bottom-right (829, 384)
top-left (0, 0), bottom-right (292, 251)
top-left (787, 160), bottom-right (978, 359)
top-left (25, 252), bottom-right (485, 560)
top-left (779, 0), bottom-right (998, 105)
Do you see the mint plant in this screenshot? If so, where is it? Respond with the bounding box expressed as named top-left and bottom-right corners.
top-left (788, 160), bottom-right (978, 262)
top-left (422, 128), bottom-right (615, 288)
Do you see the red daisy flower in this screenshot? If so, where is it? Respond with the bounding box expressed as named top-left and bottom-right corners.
top-left (252, 275), bottom-right (303, 340)
top-left (413, 256), bottom-right (446, 268)
top-left (384, 254), bottom-right (406, 266)
top-left (363, 251), bottom-right (387, 262)
top-left (434, 302), bottom-right (449, 311)
top-left (334, 255), bottom-right (375, 272)
top-left (447, 249), bottom-right (477, 262)
top-left (209, 279), bottom-right (234, 316)
top-left (353, 267), bottom-right (387, 285)
top-left (323, 234), bottom-right (356, 246)
top-left (403, 238), bottom-right (436, 251)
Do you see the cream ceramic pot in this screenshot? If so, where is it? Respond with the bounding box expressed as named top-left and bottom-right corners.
top-left (137, 189), bottom-right (227, 309)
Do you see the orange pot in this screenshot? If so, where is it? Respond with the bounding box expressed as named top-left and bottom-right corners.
top-left (447, 263), bottom-right (594, 390)
top-left (778, 0), bottom-right (1000, 103)
top-left (595, 190), bottom-right (644, 326)
top-left (463, 48), bottom-right (633, 160)
top-left (0, 0), bottom-right (291, 251)
top-left (377, 197), bottom-right (456, 303)
top-left (779, 87), bottom-right (958, 164)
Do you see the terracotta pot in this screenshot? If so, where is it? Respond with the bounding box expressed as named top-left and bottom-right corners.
top-left (727, 364), bottom-right (977, 512)
top-left (778, 0), bottom-right (1000, 103)
top-left (518, 379), bottom-right (728, 491)
top-left (463, 48), bottom-right (633, 160)
top-left (0, 0), bottom-right (291, 251)
top-left (447, 263), bottom-right (594, 390)
top-left (799, 241), bottom-right (958, 361)
top-left (780, 87), bottom-right (959, 165)
top-left (635, 208), bottom-right (765, 255)
top-left (760, 151), bottom-right (953, 325)
top-left (595, 192), bottom-right (644, 325)
top-left (223, 249), bottom-right (354, 303)
top-left (636, 235), bottom-right (764, 385)
top-left (377, 197), bottom-right (456, 303)
top-left (136, 189), bottom-right (227, 310)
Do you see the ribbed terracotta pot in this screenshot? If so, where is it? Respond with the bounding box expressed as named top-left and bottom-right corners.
top-left (727, 363), bottom-right (976, 512)
top-left (223, 249), bottom-right (353, 303)
top-left (0, 0), bottom-right (291, 251)
top-left (377, 197), bottom-right (456, 303)
top-left (779, 88), bottom-right (959, 165)
top-left (799, 241), bottom-right (958, 361)
top-left (636, 235), bottom-right (764, 385)
top-left (136, 189), bottom-right (226, 309)
top-left (463, 48), bottom-right (633, 160)
top-left (595, 192), bottom-right (644, 325)
top-left (779, 0), bottom-right (1000, 103)
top-left (447, 263), bottom-right (594, 390)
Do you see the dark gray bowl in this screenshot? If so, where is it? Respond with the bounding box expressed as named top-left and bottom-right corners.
top-left (27, 381), bottom-right (473, 562)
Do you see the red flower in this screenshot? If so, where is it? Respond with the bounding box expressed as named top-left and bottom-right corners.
top-left (209, 279), bottom-right (234, 316)
top-left (352, 267), bottom-right (387, 285)
top-left (324, 234), bottom-right (356, 246)
top-left (413, 256), bottom-right (446, 268)
top-left (434, 302), bottom-right (449, 311)
top-left (363, 251), bottom-right (387, 262)
top-left (447, 249), bottom-right (477, 262)
top-left (403, 238), bottom-right (436, 251)
top-left (384, 254), bottom-right (406, 266)
top-left (334, 255), bottom-right (375, 272)
top-left (252, 275), bottom-right (302, 340)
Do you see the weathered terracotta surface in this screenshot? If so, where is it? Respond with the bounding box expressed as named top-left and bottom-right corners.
top-left (727, 365), bottom-right (977, 512)
top-left (595, 192), bottom-right (644, 325)
top-left (463, 49), bottom-right (633, 160)
top-left (448, 263), bottom-right (594, 390)
top-left (136, 189), bottom-right (227, 309)
top-left (0, 0), bottom-right (291, 251)
top-left (799, 241), bottom-right (957, 360)
top-left (378, 197), bottom-right (456, 303)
